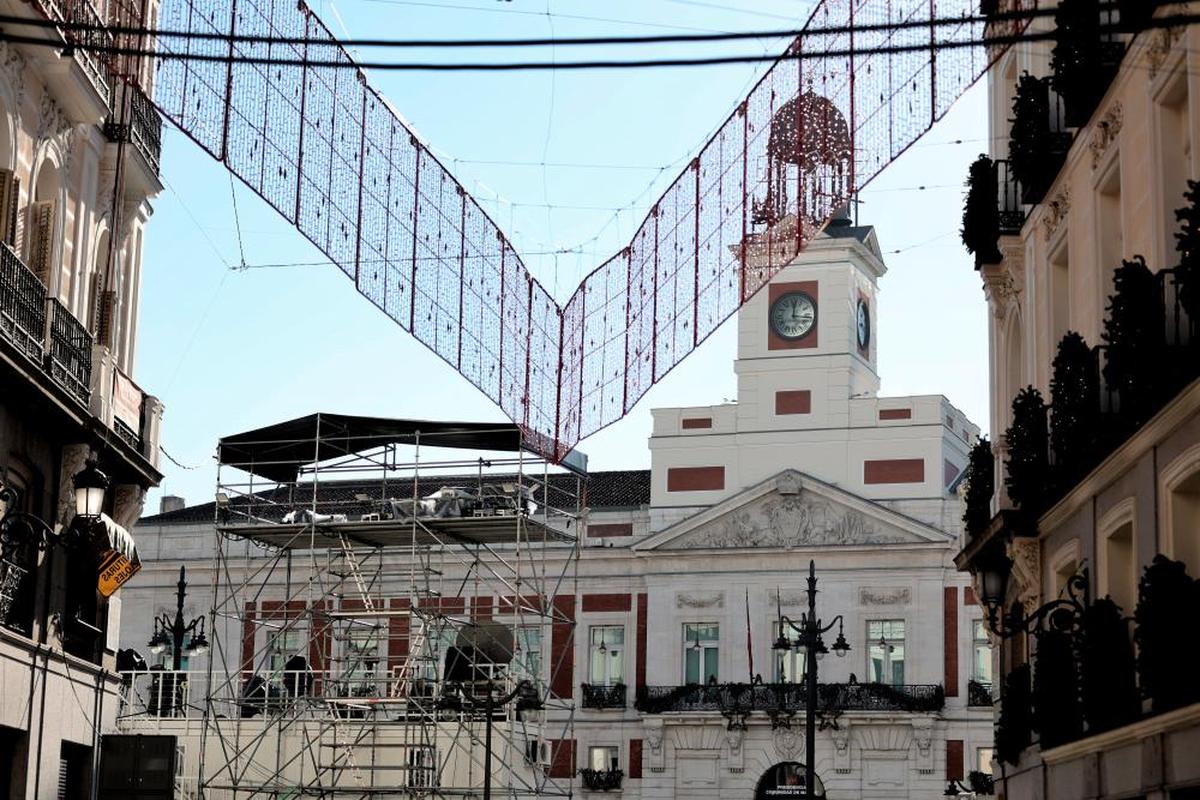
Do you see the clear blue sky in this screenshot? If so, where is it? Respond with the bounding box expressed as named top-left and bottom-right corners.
top-left (135, 0), bottom-right (991, 511)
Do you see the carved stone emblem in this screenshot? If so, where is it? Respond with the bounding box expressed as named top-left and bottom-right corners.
top-left (773, 726), bottom-right (801, 761)
top-left (1007, 537), bottom-right (1042, 617)
top-left (663, 489), bottom-right (910, 550)
top-left (1042, 189), bottom-right (1070, 242)
top-left (676, 592), bottom-right (724, 609)
top-left (1146, 24), bottom-right (1184, 80)
top-left (859, 587), bottom-right (911, 606)
top-left (1089, 102), bottom-right (1123, 170)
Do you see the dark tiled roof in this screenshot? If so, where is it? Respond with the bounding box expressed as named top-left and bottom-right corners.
top-left (140, 469), bottom-right (651, 525)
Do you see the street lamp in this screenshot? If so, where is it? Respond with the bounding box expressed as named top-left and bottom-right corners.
top-left (72, 459), bottom-right (109, 520)
top-left (147, 565), bottom-right (208, 670)
top-left (444, 678), bottom-right (537, 800)
top-left (774, 560), bottom-right (850, 800)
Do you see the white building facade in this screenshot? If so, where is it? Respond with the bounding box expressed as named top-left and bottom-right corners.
top-left (122, 216), bottom-right (992, 798)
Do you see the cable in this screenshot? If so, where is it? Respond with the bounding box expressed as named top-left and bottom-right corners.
top-left (354, 0), bottom-right (737, 34)
top-left (160, 445), bottom-right (207, 470)
top-left (3, 13), bottom-right (1180, 71)
top-left (0, 3), bottom-right (1059, 51)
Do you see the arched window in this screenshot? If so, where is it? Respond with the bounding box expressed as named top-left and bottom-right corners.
top-left (1004, 309), bottom-right (1024, 426)
top-left (88, 229), bottom-right (115, 346)
top-left (28, 158), bottom-right (61, 288)
top-left (1098, 499), bottom-right (1137, 615)
top-left (1162, 445), bottom-right (1200, 573)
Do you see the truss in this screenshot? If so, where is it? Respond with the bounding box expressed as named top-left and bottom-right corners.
top-left (197, 422), bottom-right (582, 798)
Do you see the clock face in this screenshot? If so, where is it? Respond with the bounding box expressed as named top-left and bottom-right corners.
top-left (857, 299), bottom-right (871, 350)
top-left (769, 292), bottom-right (817, 340)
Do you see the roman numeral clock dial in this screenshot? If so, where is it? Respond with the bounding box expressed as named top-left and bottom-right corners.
top-left (769, 291), bottom-right (816, 340)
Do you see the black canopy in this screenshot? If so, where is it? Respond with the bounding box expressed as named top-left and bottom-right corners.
top-left (218, 413), bottom-right (526, 483)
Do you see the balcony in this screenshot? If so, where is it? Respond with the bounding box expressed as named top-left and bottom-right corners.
top-left (581, 682), bottom-right (627, 710)
top-left (23, 0), bottom-right (113, 122)
top-left (579, 768), bottom-right (623, 792)
top-left (104, 80), bottom-right (163, 191)
top-left (0, 243), bottom-right (92, 405)
top-left (634, 682), bottom-right (945, 716)
top-left (961, 156), bottom-right (1027, 268)
top-left (968, 679), bottom-right (994, 708)
top-left (1008, 74), bottom-right (1074, 206)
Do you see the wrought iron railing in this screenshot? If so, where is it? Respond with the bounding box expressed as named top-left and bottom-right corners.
top-left (581, 682), bottom-right (627, 709)
top-left (0, 243), bottom-right (47, 362)
top-left (579, 768), bottom-right (623, 792)
top-left (0, 556), bottom-right (30, 635)
top-left (968, 679), bottom-right (994, 707)
top-left (62, 0), bottom-right (113, 104)
top-left (47, 299), bottom-right (93, 404)
top-left (105, 83), bottom-right (163, 176)
top-left (994, 159), bottom-right (1025, 236)
top-left (634, 682), bottom-right (945, 715)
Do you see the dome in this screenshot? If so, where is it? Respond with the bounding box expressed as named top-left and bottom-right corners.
top-left (767, 90), bottom-right (853, 169)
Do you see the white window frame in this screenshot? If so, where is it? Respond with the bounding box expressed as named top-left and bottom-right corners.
top-left (866, 619), bottom-right (905, 686)
top-left (1097, 497), bottom-right (1137, 614)
top-left (682, 622), bottom-right (719, 685)
top-left (588, 625), bottom-right (626, 687)
top-left (771, 620), bottom-right (804, 684)
top-left (970, 618), bottom-right (992, 685)
top-left (587, 745), bottom-right (619, 772)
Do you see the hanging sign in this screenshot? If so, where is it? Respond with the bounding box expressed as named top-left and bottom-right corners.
top-left (113, 369), bottom-right (143, 433)
top-left (93, 514), bottom-right (142, 597)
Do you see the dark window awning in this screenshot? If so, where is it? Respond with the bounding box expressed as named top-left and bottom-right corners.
top-left (217, 413), bottom-right (584, 483)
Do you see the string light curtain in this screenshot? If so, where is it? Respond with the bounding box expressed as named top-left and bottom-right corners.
top-left (97, 0), bottom-right (1027, 460)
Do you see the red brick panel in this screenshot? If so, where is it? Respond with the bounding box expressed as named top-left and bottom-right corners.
top-left (666, 466), bottom-right (725, 492)
top-left (681, 417), bottom-right (713, 429)
top-left (549, 739), bottom-right (576, 779)
top-left (549, 595), bottom-right (576, 699)
top-left (629, 739), bottom-right (643, 780)
top-left (767, 280), bottom-right (819, 350)
top-left (587, 523), bottom-right (633, 538)
top-left (499, 595), bottom-right (545, 614)
top-left (636, 593), bottom-right (648, 691)
top-left (387, 598), bottom-right (411, 673)
top-left (241, 602), bottom-right (256, 674)
top-left (581, 593), bottom-right (632, 613)
top-left (944, 586), bottom-right (959, 698)
top-left (863, 458), bottom-right (925, 484)
top-left (775, 390), bottom-right (812, 415)
top-left (471, 596), bottom-right (493, 620)
top-left (946, 739), bottom-right (964, 781)
top-left (964, 586), bottom-right (977, 606)
top-left (944, 459), bottom-right (961, 487)
top-left (878, 408), bottom-right (913, 420)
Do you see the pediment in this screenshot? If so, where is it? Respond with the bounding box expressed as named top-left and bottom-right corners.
top-left (636, 470), bottom-right (950, 551)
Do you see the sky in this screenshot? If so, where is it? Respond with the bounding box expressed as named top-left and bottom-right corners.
top-left (135, 0), bottom-right (992, 512)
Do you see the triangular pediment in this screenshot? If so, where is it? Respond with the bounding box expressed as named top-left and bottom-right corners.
top-left (634, 470), bottom-right (952, 552)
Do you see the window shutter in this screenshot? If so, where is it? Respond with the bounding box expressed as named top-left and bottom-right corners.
top-left (29, 200), bottom-right (55, 286)
top-left (0, 170), bottom-right (18, 246)
top-left (96, 289), bottom-right (116, 348)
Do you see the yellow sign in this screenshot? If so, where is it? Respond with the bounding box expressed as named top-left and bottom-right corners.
top-left (98, 549), bottom-right (141, 598)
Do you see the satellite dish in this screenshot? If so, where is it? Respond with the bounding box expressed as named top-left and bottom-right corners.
top-left (455, 621), bottom-right (515, 665)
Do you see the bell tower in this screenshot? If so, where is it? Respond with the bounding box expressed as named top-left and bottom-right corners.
top-left (732, 209), bottom-right (885, 433)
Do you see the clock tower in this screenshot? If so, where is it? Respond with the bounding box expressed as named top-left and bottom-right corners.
top-left (732, 208), bottom-right (884, 433)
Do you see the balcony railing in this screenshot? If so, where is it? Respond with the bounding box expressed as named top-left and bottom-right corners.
top-left (635, 682), bottom-right (945, 715)
top-left (0, 243), bottom-right (48, 362)
top-left (0, 243), bottom-right (94, 404)
top-left (579, 768), bottom-right (623, 792)
top-left (581, 682), bottom-right (627, 709)
top-left (48, 298), bottom-right (93, 404)
top-left (105, 82), bottom-right (163, 176)
top-left (968, 679), bottom-right (994, 707)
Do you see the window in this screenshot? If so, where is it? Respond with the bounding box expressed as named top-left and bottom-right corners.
top-left (512, 626), bottom-right (543, 685)
top-left (345, 625), bottom-right (382, 689)
top-left (683, 623), bottom-right (719, 684)
top-left (589, 626), bottom-right (625, 686)
top-left (267, 627), bottom-right (306, 674)
top-left (588, 746), bottom-right (619, 772)
top-left (421, 624), bottom-right (458, 683)
top-left (1050, 242), bottom-right (1070, 347)
top-left (1168, 468), bottom-right (1200, 570)
top-left (1099, 510), bottom-right (1137, 615)
top-left (1097, 161), bottom-right (1124, 314)
top-left (971, 620), bottom-right (992, 685)
top-left (1156, 68), bottom-right (1191, 265)
top-left (867, 620), bottom-right (905, 685)
top-left (772, 621), bottom-right (804, 683)
top-left (0, 464), bottom-right (38, 637)
top-left (405, 746), bottom-right (435, 789)
top-left (977, 746), bottom-right (995, 775)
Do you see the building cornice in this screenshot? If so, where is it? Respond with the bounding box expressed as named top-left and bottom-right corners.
top-left (1041, 702), bottom-right (1200, 765)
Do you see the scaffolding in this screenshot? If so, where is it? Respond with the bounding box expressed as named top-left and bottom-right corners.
top-left (198, 413), bottom-right (583, 798)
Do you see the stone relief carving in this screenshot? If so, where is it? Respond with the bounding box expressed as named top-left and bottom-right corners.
top-left (768, 589), bottom-right (806, 607)
top-left (858, 587), bottom-right (911, 606)
top-left (1089, 102), bottom-right (1123, 170)
top-left (644, 721), bottom-right (665, 772)
top-left (724, 727), bottom-right (745, 773)
top-left (1146, 24), bottom-right (1184, 80)
top-left (676, 592), bottom-right (724, 609)
top-left (772, 726), bottom-right (801, 761)
top-left (1042, 189), bottom-right (1070, 242)
top-left (664, 490), bottom-right (910, 550)
top-left (36, 92), bottom-right (71, 146)
top-left (831, 725), bottom-right (852, 774)
top-left (0, 41), bottom-right (26, 111)
top-left (911, 720), bottom-right (934, 774)
top-left (56, 443), bottom-right (92, 527)
top-left (113, 484), bottom-right (146, 530)
top-left (1007, 537), bottom-right (1042, 617)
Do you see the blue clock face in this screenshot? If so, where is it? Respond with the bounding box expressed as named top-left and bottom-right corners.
top-left (857, 300), bottom-right (871, 350)
top-left (769, 292), bottom-right (817, 340)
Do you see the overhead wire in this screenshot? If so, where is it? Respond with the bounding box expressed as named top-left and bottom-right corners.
top-left (3, 13), bottom-right (1183, 71)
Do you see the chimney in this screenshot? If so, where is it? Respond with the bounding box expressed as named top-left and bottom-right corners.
top-left (160, 495), bottom-right (185, 514)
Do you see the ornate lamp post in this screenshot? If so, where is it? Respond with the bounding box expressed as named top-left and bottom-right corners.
top-left (443, 678), bottom-right (537, 800)
top-left (974, 551), bottom-right (1089, 637)
top-left (773, 560), bottom-right (850, 800)
top-left (148, 565), bottom-right (209, 670)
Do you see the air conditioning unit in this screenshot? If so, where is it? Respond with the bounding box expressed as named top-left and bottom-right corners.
top-left (360, 513), bottom-right (381, 522)
top-left (525, 738), bottom-right (551, 769)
